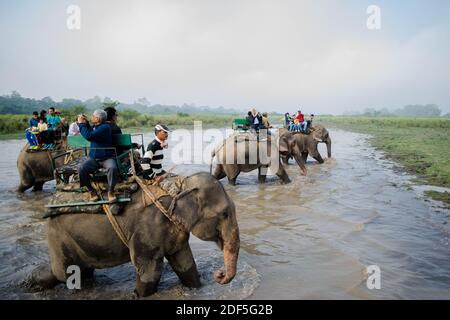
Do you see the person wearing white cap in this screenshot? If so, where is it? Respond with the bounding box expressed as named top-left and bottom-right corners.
top-left (140, 124), bottom-right (171, 182)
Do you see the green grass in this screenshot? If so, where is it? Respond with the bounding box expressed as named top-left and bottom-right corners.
top-left (317, 116), bottom-right (450, 204)
top-left (424, 191), bottom-right (450, 208)
top-left (117, 112), bottom-right (238, 129)
top-left (0, 112), bottom-right (239, 140)
top-left (0, 131), bottom-right (25, 140)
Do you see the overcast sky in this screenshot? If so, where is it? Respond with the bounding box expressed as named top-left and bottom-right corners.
top-left (1, 0), bottom-right (449, 114)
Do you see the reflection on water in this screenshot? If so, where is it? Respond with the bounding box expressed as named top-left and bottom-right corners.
top-left (0, 129), bottom-right (449, 299)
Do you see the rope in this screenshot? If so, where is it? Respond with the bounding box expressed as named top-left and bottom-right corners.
top-left (128, 152), bottom-right (186, 233)
top-left (91, 181), bottom-right (129, 248)
top-left (87, 150), bottom-right (190, 247)
top-left (64, 150), bottom-right (74, 165)
top-left (102, 203), bottom-right (129, 247)
top-left (46, 150), bottom-right (54, 167)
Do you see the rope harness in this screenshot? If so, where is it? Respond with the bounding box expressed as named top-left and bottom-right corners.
top-left (92, 180), bottom-right (130, 248)
top-left (91, 151), bottom-right (193, 248)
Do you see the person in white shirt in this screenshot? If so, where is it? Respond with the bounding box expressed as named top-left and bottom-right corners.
top-left (68, 120), bottom-right (81, 136)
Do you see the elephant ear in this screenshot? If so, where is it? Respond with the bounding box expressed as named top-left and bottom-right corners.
top-left (311, 128), bottom-right (323, 142)
top-left (296, 135), bottom-right (306, 150)
top-left (279, 134), bottom-right (290, 155)
top-left (167, 187), bottom-right (201, 232)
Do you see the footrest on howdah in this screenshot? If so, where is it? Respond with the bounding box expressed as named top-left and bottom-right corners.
top-left (45, 180), bottom-right (139, 218)
top-left (26, 147), bottom-right (56, 153)
top-left (45, 197), bottom-right (131, 209)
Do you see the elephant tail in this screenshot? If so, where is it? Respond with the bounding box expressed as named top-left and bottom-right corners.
top-left (210, 149), bottom-right (216, 174)
top-left (210, 138), bottom-right (228, 174)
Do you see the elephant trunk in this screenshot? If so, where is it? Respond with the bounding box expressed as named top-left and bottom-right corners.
top-left (214, 225), bottom-right (240, 285)
top-left (326, 136), bottom-right (332, 158)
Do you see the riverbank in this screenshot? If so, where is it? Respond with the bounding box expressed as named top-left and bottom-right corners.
top-left (0, 131), bottom-right (23, 140)
top-left (317, 116), bottom-right (450, 205)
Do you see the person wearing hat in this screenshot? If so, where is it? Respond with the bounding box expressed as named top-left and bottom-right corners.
top-left (140, 124), bottom-right (171, 183)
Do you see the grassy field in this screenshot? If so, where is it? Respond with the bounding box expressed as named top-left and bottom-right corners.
top-left (117, 111), bottom-right (238, 130)
top-left (0, 114), bottom-right (30, 139)
top-left (317, 116), bottom-right (450, 205)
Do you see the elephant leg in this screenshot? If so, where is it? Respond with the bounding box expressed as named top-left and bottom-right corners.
top-left (213, 164), bottom-right (226, 180)
top-left (134, 257), bottom-right (164, 297)
top-left (258, 167), bottom-right (267, 184)
top-left (311, 152), bottom-right (324, 164)
top-left (166, 245), bottom-right (201, 288)
top-left (81, 268), bottom-right (95, 279)
top-left (275, 162), bottom-right (291, 184)
top-left (17, 183), bottom-right (33, 193)
top-left (29, 265), bottom-right (94, 289)
top-left (302, 152), bottom-right (308, 163)
top-left (27, 265), bottom-right (60, 289)
top-left (18, 176), bottom-right (35, 193)
top-left (227, 177), bottom-right (237, 186)
top-left (33, 181), bottom-right (45, 192)
top-left (224, 166), bottom-right (239, 186)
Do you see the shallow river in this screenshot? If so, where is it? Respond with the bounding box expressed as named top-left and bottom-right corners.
top-left (0, 129), bottom-right (449, 299)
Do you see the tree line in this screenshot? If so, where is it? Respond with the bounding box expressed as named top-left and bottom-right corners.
top-left (344, 104), bottom-right (447, 117)
top-left (0, 91), bottom-right (242, 115)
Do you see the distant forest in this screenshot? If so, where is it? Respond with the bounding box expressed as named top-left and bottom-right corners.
top-left (0, 91), bottom-right (243, 115)
top-left (344, 104), bottom-right (449, 117)
top-left (1, 91), bottom-right (448, 117)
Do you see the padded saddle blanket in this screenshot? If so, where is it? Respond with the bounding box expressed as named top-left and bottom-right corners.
top-left (232, 131), bottom-right (270, 142)
top-left (44, 175), bottom-right (185, 218)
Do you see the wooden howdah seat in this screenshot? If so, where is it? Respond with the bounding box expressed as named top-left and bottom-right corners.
top-left (52, 134), bottom-right (144, 184)
top-left (232, 118), bottom-right (251, 131)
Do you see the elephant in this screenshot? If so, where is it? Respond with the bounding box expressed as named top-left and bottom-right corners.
top-left (16, 140), bottom-right (68, 192)
top-left (279, 125), bottom-right (331, 165)
top-left (311, 125), bottom-right (332, 159)
top-left (28, 172), bottom-right (240, 297)
top-left (211, 132), bottom-right (306, 185)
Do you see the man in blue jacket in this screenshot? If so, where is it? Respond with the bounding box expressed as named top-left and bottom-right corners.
top-left (77, 109), bottom-right (118, 202)
top-left (29, 111), bottom-right (39, 128)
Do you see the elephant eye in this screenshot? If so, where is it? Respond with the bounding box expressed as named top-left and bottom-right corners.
top-left (222, 211), bottom-right (229, 219)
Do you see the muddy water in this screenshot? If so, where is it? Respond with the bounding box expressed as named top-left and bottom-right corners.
top-left (0, 129), bottom-right (449, 299)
